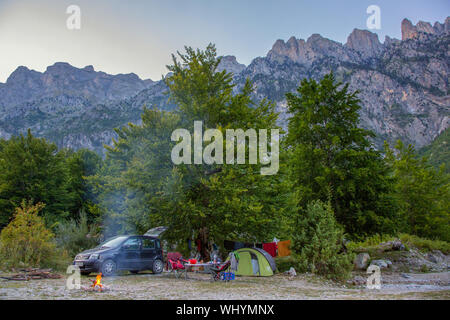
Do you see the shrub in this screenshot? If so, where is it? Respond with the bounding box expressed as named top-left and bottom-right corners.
top-left (55, 210), bottom-right (99, 257)
top-left (292, 200), bottom-right (354, 281)
top-left (398, 234), bottom-right (450, 254)
top-left (0, 201), bottom-right (56, 268)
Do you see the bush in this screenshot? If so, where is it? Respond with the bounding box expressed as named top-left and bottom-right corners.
top-left (55, 210), bottom-right (99, 257)
top-left (398, 234), bottom-right (450, 254)
top-left (0, 201), bottom-right (56, 268)
top-left (292, 200), bottom-right (354, 281)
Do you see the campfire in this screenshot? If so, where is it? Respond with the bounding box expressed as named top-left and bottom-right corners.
top-left (91, 273), bottom-right (103, 290)
top-left (82, 273), bottom-right (110, 292)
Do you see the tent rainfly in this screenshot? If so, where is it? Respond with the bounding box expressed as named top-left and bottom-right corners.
top-left (230, 247), bottom-right (276, 277)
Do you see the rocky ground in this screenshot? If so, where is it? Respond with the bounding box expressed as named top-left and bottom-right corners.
top-left (1, 239), bottom-right (448, 300)
top-left (0, 270), bottom-right (448, 300)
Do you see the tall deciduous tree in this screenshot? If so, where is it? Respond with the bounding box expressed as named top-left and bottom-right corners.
top-left (285, 74), bottom-right (397, 237)
top-left (97, 44), bottom-right (286, 258)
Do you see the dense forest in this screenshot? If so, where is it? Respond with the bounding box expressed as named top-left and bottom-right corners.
top-left (0, 45), bottom-right (448, 279)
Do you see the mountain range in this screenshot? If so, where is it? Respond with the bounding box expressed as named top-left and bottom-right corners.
top-left (0, 17), bottom-right (448, 155)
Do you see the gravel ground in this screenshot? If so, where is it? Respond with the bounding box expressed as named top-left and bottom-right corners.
top-left (0, 271), bottom-right (449, 300)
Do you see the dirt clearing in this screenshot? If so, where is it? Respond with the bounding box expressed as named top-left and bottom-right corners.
top-left (0, 271), bottom-right (448, 300)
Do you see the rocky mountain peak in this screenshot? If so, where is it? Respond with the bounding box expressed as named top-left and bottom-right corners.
top-left (83, 65), bottom-right (95, 72)
top-left (286, 36), bottom-right (297, 46)
top-left (217, 55), bottom-right (246, 74)
top-left (434, 17), bottom-right (450, 33)
top-left (401, 18), bottom-right (418, 40)
top-left (416, 21), bottom-right (435, 34)
top-left (402, 17), bottom-right (449, 40)
top-left (306, 33), bottom-right (326, 44)
top-left (345, 29), bottom-right (383, 58)
top-left (268, 37), bottom-right (301, 62)
top-left (267, 33), bottom-right (346, 66)
top-left (0, 62), bottom-right (153, 108)
top-left (0, 16), bottom-right (448, 156)
top-left (5, 66), bottom-right (39, 84)
top-left (270, 39), bottom-right (288, 55)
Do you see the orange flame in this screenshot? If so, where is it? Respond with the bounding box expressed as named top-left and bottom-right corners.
top-left (91, 273), bottom-right (103, 290)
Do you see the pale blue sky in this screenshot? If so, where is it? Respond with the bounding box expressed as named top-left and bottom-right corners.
top-left (0, 0), bottom-right (448, 82)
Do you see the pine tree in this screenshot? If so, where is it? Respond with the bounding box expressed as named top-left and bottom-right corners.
top-left (286, 74), bottom-right (398, 237)
top-left (385, 140), bottom-right (450, 241)
top-left (292, 200), bottom-right (353, 280)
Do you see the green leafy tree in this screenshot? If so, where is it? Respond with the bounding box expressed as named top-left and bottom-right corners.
top-left (0, 200), bottom-right (55, 267)
top-left (385, 140), bottom-right (450, 241)
top-left (0, 131), bottom-right (95, 228)
top-left (64, 148), bottom-right (103, 223)
top-left (96, 44), bottom-right (287, 258)
top-left (292, 200), bottom-right (353, 280)
top-left (285, 74), bottom-right (398, 237)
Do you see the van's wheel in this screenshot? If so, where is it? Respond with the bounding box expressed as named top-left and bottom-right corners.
top-left (152, 259), bottom-right (163, 274)
top-left (101, 259), bottom-right (117, 276)
top-left (130, 270), bottom-right (139, 274)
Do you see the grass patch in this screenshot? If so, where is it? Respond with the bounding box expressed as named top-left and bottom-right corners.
top-left (398, 234), bottom-right (450, 254)
top-left (347, 233), bottom-right (450, 254)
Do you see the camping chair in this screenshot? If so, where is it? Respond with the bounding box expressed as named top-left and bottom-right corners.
top-left (209, 260), bottom-right (231, 281)
top-left (166, 254), bottom-right (189, 278)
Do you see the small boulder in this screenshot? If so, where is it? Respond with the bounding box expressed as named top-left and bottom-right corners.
top-left (354, 253), bottom-right (371, 270)
top-left (370, 259), bottom-right (388, 269)
top-left (392, 240), bottom-right (406, 251)
top-left (284, 267), bottom-right (297, 280)
top-left (287, 267), bottom-right (297, 277)
top-left (426, 250), bottom-right (445, 264)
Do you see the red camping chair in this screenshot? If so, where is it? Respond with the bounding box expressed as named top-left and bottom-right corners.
top-left (210, 260), bottom-right (231, 281)
top-left (166, 252), bottom-right (188, 278)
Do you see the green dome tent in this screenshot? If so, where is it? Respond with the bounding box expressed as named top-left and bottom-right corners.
top-left (229, 247), bottom-right (276, 277)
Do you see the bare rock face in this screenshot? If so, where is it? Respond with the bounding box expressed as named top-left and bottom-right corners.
top-left (402, 18), bottom-right (449, 40)
top-left (244, 16), bottom-right (450, 149)
top-left (217, 56), bottom-right (246, 75)
top-left (267, 34), bottom-right (355, 66)
top-left (345, 29), bottom-right (383, 59)
top-left (384, 35), bottom-right (401, 47)
top-left (402, 18), bottom-right (419, 40)
top-left (416, 21), bottom-right (436, 35)
top-left (0, 62), bottom-right (153, 108)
